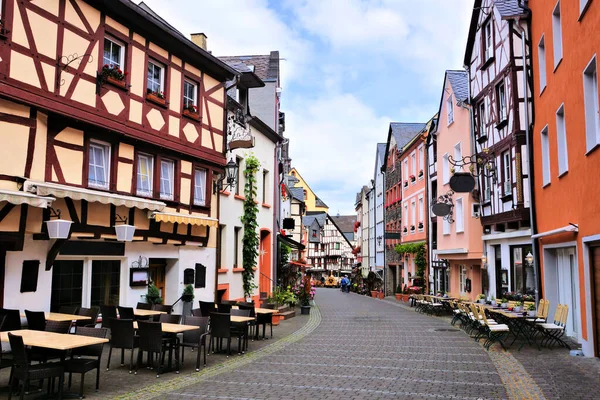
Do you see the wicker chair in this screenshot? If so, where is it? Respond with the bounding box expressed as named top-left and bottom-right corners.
top-left (135, 321), bottom-right (176, 377)
top-left (136, 302), bottom-right (152, 310)
top-left (25, 310), bottom-right (46, 331)
top-left (198, 301), bottom-right (215, 317)
top-left (158, 314), bottom-right (181, 324)
top-left (0, 308), bottom-right (22, 331)
top-left (7, 332), bottom-right (64, 400)
top-left (216, 303), bottom-right (233, 314)
top-left (118, 306), bottom-right (135, 320)
top-left (237, 303), bottom-right (256, 339)
top-left (64, 327), bottom-right (108, 398)
top-left (152, 304), bottom-right (172, 314)
top-left (59, 306), bottom-right (80, 315)
top-left (209, 312), bottom-right (244, 356)
top-left (256, 309), bottom-right (274, 340)
top-left (100, 305), bottom-right (117, 330)
top-left (76, 307), bottom-right (100, 327)
top-left (106, 318), bottom-right (138, 373)
top-left (180, 316), bottom-right (209, 371)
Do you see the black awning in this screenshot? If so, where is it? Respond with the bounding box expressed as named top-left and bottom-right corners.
top-left (277, 234), bottom-right (305, 250)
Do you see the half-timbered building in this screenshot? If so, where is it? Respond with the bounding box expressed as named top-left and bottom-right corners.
top-left (0, 0), bottom-right (235, 311)
top-left (465, 0), bottom-right (534, 299)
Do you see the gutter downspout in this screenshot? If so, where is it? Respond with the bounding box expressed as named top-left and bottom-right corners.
top-left (381, 166), bottom-right (387, 295)
top-left (514, 14), bottom-right (539, 303)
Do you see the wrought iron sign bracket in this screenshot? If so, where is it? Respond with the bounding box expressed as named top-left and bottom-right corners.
top-left (56, 53), bottom-right (94, 89)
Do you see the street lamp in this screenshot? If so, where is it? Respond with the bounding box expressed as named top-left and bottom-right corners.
top-left (45, 208), bottom-right (72, 239)
top-left (114, 214), bottom-right (136, 242)
top-left (213, 158), bottom-right (239, 194)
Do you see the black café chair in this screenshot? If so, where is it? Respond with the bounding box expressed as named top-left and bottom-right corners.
top-left (231, 309), bottom-right (251, 351)
top-left (64, 327), bottom-right (108, 399)
top-left (8, 332), bottom-right (64, 400)
top-left (135, 321), bottom-right (176, 377)
top-left (152, 304), bottom-right (172, 314)
top-left (0, 316), bottom-right (13, 373)
top-left (238, 303), bottom-right (257, 339)
top-left (106, 318), bottom-right (137, 373)
top-left (100, 305), bottom-right (117, 330)
top-left (180, 316), bottom-right (209, 371)
top-left (118, 306), bottom-right (135, 320)
top-left (209, 312), bottom-right (244, 356)
top-left (158, 314), bottom-right (181, 325)
top-left (136, 302), bottom-right (152, 310)
top-left (25, 310), bottom-right (46, 331)
top-left (0, 308), bottom-right (22, 331)
top-left (256, 309), bottom-right (274, 340)
top-left (191, 308), bottom-right (202, 317)
top-left (217, 303), bottom-right (233, 314)
top-left (76, 307), bottom-right (100, 328)
top-left (59, 306), bottom-right (80, 315)
top-left (198, 301), bottom-right (215, 317)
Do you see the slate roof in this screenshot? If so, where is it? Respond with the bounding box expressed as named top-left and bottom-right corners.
top-left (289, 187), bottom-right (305, 202)
top-left (315, 197), bottom-right (328, 208)
top-left (496, 0), bottom-right (529, 18)
top-left (218, 52), bottom-right (279, 82)
top-left (302, 212), bottom-right (327, 228)
top-left (330, 215), bottom-right (357, 234)
top-left (377, 143), bottom-right (387, 166)
top-left (446, 70), bottom-right (469, 103)
top-left (390, 123), bottom-right (427, 150)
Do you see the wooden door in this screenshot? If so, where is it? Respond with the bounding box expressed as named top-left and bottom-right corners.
top-left (149, 260), bottom-right (166, 301)
top-left (591, 247), bottom-right (600, 356)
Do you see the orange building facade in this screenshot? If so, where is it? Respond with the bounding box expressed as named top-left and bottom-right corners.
top-left (530, 0), bottom-right (600, 357)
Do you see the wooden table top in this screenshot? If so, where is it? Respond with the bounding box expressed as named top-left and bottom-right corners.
top-left (254, 308), bottom-right (278, 314)
top-left (0, 330), bottom-right (108, 350)
top-left (132, 322), bottom-right (199, 333)
top-left (489, 309), bottom-right (526, 318)
top-left (20, 312), bottom-right (92, 322)
top-left (133, 309), bottom-right (167, 316)
top-left (230, 316), bottom-right (255, 323)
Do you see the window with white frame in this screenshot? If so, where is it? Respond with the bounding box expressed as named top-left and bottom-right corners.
top-left (453, 142), bottom-right (462, 171)
top-left (483, 19), bottom-right (493, 61)
top-left (418, 146), bottom-right (424, 174)
top-left (183, 80), bottom-right (197, 111)
top-left (538, 35), bottom-right (547, 92)
top-left (478, 101), bottom-right (486, 136)
top-left (541, 126), bottom-right (551, 186)
top-left (194, 169), bottom-right (207, 206)
top-left (137, 154), bottom-right (153, 196)
top-left (455, 198), bottom-right (464, 233)
top-left (459, 265), bottom-right (467, 293)
top-left (404, 203), bottom-right (408, 232)
top-left (411, 200), bottom-right (416, 229)
top-left (443, 218), bottom-right (450, 235)
top-left (159, 159), bottom-right (175, 200)
top-left (418, 197), bottom-right (424, 227)
top-left (103, 37), bottom-right (125, 69)
top-left (583, 55), bottom-right (600, 152)
top-left (556, 104), bottom-right (568, 176)
top-left (442, 153), bottom-right (450, 184)
top-left (403, 159), bottom-right (408, 182)
top-left (483, 176), bottom-right (491, 201)
top-left (411, 152), bottom-right (416, 179)
top-left (147, 60), bottom-right (164, 95)
top-left (262, 170), bottom-right (269, 204)
top-left (552, 1), bottom-right (563, 67)
top-left (447, 95), bottom-right (454, 125)
top-left (88, 141), bottom-right (110, 189)
top-left (503, 151), bottom-right (511, 195)
top-left (497, 82), bottom-right (507, 121)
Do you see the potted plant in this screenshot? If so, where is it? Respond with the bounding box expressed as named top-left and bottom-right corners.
top-left (296, 275), bottom-right (312, 315)
top-left (477, 294), bottom-right (486, 304)
top-left (410, 225), bottom-right (416, 232)
top-left (409, 175), bottom-right (416, 183)
top-left (402, 284), bottom-right (409, 302)
top-left (403, 180), bottom-right (408, 188)
top-left (183, 104), bottom-right (200, 120)
top-left (180, 284), bottom-right (194, 315)
top-left (418, 169), bottom-right (424, 178)
top-left (418, 222), bottom-right (424, 230)
top-left (526, 303), bottom-right (536, 317)
top-left (501, 298), bottom-right (508, 308)
top-left (514, 301), bottom-right (524, 312)
top-left (490, 295), bottom-right (496, 306)
top-left (145, 283), bottom-right (163, 305)
top-left (395, 284), bottom-right (402, 301)
top-left (99, 64), bottom-right (128, 89)
top-left (403, 226), bottom-right (408, 234)
top-left (147, 90), bottom-right (166, 105)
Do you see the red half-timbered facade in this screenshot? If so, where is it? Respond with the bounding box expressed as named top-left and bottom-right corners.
top-left (0, 0), bottom-right (235, 311)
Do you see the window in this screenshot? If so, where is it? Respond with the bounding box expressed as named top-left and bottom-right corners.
top-left (442, 153), bottom-right (450, 184)
top-left (88, 141), bottom-right (110, 189)
top-left (418, 197), bottom-right (424, 227)
top-left (503, 151), bottom-right (511, 195)
top-left (137, 154), bottom-right (153, 196)
top-left (233, 227), bottom-right (241, 268)
top-left (262, 170), bottom-right (268, 204)
top-left (194, 169), bottom-right (207, 206)
top-left (103, 37), bottom-right (124, 69)
top-left (556, 104), bottom-right (568, 175)
top-left (147, 60), bottom-right (164, 95)
top-left (541, 126), bottom-right (551, 186)
top-left (411, 153), bottom-right (416, 178)
top-left (483, 19), bottom-right (493, 61)
top-left (453, 143), bottom-right (462, 171)
top-left (335, 243), bottom-right (340, 250)
top-left (411, 200), bottom-right (416, 227)
top-left (403, 159), bottom-right (409, 182)
top-left (459, 265), bottom-right (467, 294)
top-left (496, 82), bottom-right (507, 121)
top-left (456, 198), bottom-right (464, 233)
top-left (91, 260), bottom-right (120, 307)
top-left (446, 95), bottom-right (454, 125)
top-left (183, 80), bottom-right (197, 111)
top-left (159, 159), bottom-right (175, 200)
top-left (443, 219), bottom-right (450, 235)
top-left (483, 176), bottom-right (491, 201)
top-left (418, 146), bottom-right (424, 173)
top-left (583, 56), bottom-right (600, 152)
top-left (478, 102), bottom-right (486, 136)
top-left (538, 35), bottom-right (547, 92)
top-left (235, 157), bottom-right (242, 195)
top-left (552, 1), bottom-right (562, 67)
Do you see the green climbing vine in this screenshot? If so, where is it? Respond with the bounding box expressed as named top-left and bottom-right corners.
top-left (395, 241), bottom-right (427, 291)
top-left (241, 154), bottom-right (260, 298)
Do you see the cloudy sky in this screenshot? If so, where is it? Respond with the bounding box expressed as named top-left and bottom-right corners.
top-left (143, 0), bottom-right (475, 215)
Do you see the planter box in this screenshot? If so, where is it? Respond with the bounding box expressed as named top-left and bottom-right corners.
top-left (183, 109), bottom-right (201, 121)
top-left (146, 93), bottom-right (167, 107)
top-left (106, 76), bottom-right (127, 90)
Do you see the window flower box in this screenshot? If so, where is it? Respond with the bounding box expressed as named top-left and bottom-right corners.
top-left (182, 105), bottom-right (201, 121)
top-left (418, 170), bottom-right (424, 178)
top-left (106, 76), bottom-right (128, 90)
top-left (147, 92), bottom-right (167, 107)
top-left (418, 222), bottom-right (423, 229)
top-left (410, 225), bottom-right (415, 232)
top-left (403, 181), bottom-right (408, 188)
top-left (403, 227), bottom-right (408, 233)
top-left (410, 175), bottom-right (416, 183)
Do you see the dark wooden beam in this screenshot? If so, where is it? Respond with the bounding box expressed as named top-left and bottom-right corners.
top-left (45, 239), bottom-right (67, 271)
top-left (0, 203), bottom-right (15, 224)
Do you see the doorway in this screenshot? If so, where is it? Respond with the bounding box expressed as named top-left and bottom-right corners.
top-left (259, 230), bottom-right (272, 297)
top-left (90, 260), bottom-right (120, 307)
top-left (149, 258), bottom-right (167, 301)
top-left (591, 246), bottom-right (600, 356)
top-left (51, 260), bottom-right (84, 312)
top-left (545, 246), bottom-right (580, 340)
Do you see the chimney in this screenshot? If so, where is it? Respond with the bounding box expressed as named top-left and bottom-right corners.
top-left (190, 33), bottom-right (207, 50)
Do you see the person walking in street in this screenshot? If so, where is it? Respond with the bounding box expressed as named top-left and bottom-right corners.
top-left (341, 275), bottom-right (350, 293)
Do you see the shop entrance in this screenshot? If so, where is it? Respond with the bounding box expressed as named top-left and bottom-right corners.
top-left (149, 258), bottom-right (167, 300)
top-left (51, 260), bottom-right (84, 312)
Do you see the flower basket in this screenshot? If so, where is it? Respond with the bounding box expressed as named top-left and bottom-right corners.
top-left (403, 181), bottom-right (408, 187)
top-left (377, 292), bottom-right (385, 299)
top-left (395, 293), bottom-right (402, 301)
top-left (146, 92), bottom-right (166, 106)
top-left (410, 175), bottom-right (416, 182)
top-left (106, 76), bottom-right (128, 90)
top-left (418, 170), bottom-right (424, 178)
top-left (183, 109), bottom-right (201, 121)
top-left (370, 290), bottom-right (379, 298)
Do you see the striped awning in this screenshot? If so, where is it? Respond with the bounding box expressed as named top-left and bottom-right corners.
top-left (0, 189), bottom-right (55, 208)
top-left (23, 180), bottom-right (166, 211)
top-left (149, 211), bottom-right (218, 227)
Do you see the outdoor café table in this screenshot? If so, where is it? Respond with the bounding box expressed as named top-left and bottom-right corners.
top-left (20, 312), bottom-right (92, 322)
top-left (133, 309), bottom-right (166, 317)
top-left (489, 309), bottom-right (537, 349)
top-left (132, 322), bottom-right (199, 371)
top-left (254, 308), bottom-right (278, 315)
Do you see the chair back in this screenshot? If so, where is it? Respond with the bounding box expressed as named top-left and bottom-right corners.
top-left (238, 303), bottom-right (256, 318)
top-left (158, 314), bottom-right (181, 324)
top-left (72, 327), bottom-right (108, 357)
top-left (7, 333), bottom-right (29, 368)
top-left (199, 301), bottom-right (215, 317)
top-left (477, 305), bottom-right (491, 325)
top-left (536, 299), bottom-right (546, 318)
top-left (191, 308), bottom-right (202, 317)
top-left (0, 308), bottom-right (22, 331)
top-left (77, 307), bottom-right (99, 327)
top-left (59, 306), bottom-right (80, 315)
top-left (231, 309), bottom-right (250, 317)
top-left (209, 312), bottom-right (231, 338)
top-left (152, 304), bottom-right (172, 314)
top-left (45, 320), bottom-right (71, 333)
top-left (542, 299), bottom-right (551, 319)
top-left (507, 300), bottom-right (519, 309)
top-left (260, 303), bottom-right (276, 310)
top-left (25, 310), bottom-right (46, 331)
top-left (182, 316), bottom-right (209, 344)
top-left (136, 302), bottom-right (152, 310)
top-left (118, 306), bottom-right (135, 320)
top-left (559, 304), bottom-right (569, 327)
top-left (220, 300), bottom-right (237, 306)
top-left (109, 318), bottom-right (135, 348)
top-left (137, 321), bottom-right (163, 353)
top-left (100, 305), bottom-right (117, 329)
top-left (217, 303), bottom-right (232, 313)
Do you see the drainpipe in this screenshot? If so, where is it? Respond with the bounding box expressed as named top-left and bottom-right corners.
top-left (381, 167), bottom-right (386, 295)
top-left (514, 14), bottom-right (539, 303)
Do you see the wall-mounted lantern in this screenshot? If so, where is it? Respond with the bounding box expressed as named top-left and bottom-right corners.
top-left (114, 214), bottom-right (136, 242)
top-left (45, 208), bottom-right (72, 239)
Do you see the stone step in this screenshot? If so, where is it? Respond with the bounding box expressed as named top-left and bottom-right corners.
top-left (278, 310), bottom-right (295, 320)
